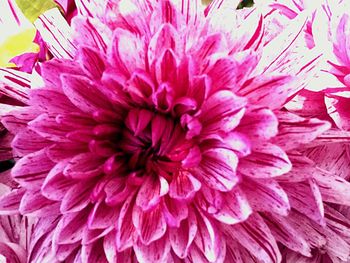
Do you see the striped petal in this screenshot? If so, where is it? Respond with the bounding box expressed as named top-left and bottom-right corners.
top-left (226, 213), bottom-right (282, 263)
top-left (34, 8), bottom-right (76, 59)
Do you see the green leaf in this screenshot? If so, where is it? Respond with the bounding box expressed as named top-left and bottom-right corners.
top-left (15, 0), bottom-right (58, 23)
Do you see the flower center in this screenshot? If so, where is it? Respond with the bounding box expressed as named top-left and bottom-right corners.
top-left (119, 108), bottom-right (189, 175)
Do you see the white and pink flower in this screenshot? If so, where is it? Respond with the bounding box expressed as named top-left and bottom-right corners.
top-left (1, 0), bottom-right (350, 262)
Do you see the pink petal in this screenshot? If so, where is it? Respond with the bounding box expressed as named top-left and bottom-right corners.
top-left (271, 111), bottom-right (331, 151)
top-left (74, 0), bottom-right (107, 18)
top-left (333, 14), bottom-right (350, 66)
top-left (0, 132), bottom-right (13, 161)
top-left (169, 170), bottom-right (201, 201)
top-left (222, 132), bottom-right (251, 157)
top-left (325, 94), bottom-right (350, 130)
top-left (28, 113), bottom-right (71, 142)
top-left (28, 88), bottom-right (78, 114)
top-left (169, 210), bottom-right (197, 259)
top-left (71, 17), bottom-right (111, 53)
top-left (41, 161), bottom-right (76, 201)
top-left (103, 230), bottom-right (118, 263)
top-left (1, 108), bottom-right (40, 134)
top-left (239, 143), bottom-right (292, 178)
top-left (116, 193), bottom-right (137, 251)
top-left (210, 188), bottom-right (252, 225)
top-left (155, 48), bottom-right (177, 84)
top-left (125, 70), bottom-right (155, 105)
top-left (104, 177), bottom-right (130, 206)
top-left (88, 140), bottom-right (117, 158)
top-left (12, 129), bottom-right (51, 157)
top-left (282, 179), bottom-right (324, 225)
top-left (56, 210), bottom-right (88, 244)
top-left (19, 189), bottom-right (59, 216)
top-left (313, 171), bottom-right (350, 205)
top-left (12, 149), bottom-right (54, 189)
top-left (132, 204), bottom-right (167, 245)
top-left (224, 238), bottom-right (246, 263)
top-left (87, 200), bottom-right (119, 230)
top-left (242, 177), bottom-right (290, 216)
top-left (61, 74), bottom-right (112, 114)
top-left (81, 240), bottom-right (108, 263)
top-left (193, 210), bottom-right (222, 262)
top-left (134, 236), bottom-right (171, 263)
top-left (0, 188), bottom-right (24, 215)
top-left (285, 89), bottom-right (328, 119)
top-left (325, 206), bottom-right (350, 244)
top-left (277, 152), bottom-right (316, 183)
top-left (256, 12), bottom-right (307, 74)
top-left (0, 68), bottom-right (30, 103)
top-left (193, 147), bottom-right (239, 191)
top-left (76, 46), bottom-right (106, 79)
top-left (60, 180), bottom-right (94, 213)
top-left (236, 108), bottom-right (278, 141)
top-left (162, 196), bottom-right (188, 228)
top-left (39, 58), bottom-right (83, 91)
top-left (238, 75), bottom-right (295, 109)
top-left (0, 242), bottom-right (27, 263)
top-left (226, 213), bottom-right (282, 263)
top-left (199, 90), bottom-right (247, 134)
top-left (136, 175), bottom-right (169, 211)
top-left (263, 213), bottom-right (311, 257)
top-left (46, 142), bottom-right (87, 162)
top-left (108, 28), bottom-right (146, 77)
top-left (186, 74), bottom-right (209, 109)
top-left (148, 23), bottom-right (181, 71)
top-left (191, 33), bottom-right (225, 67)
top-left (287, 211), bottom-right (327, 249)
top-left (125, 108), bottom-right (153, 136)
top-left (63, 152), bottom-right (104, 179)
top-left (206, 58), bottom-right (237, 93)
top-left (305, 143), bottom-right (350, 179)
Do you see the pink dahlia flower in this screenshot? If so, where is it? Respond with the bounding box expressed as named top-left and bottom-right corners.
top-left (2, 0), bottom-right (350, 262)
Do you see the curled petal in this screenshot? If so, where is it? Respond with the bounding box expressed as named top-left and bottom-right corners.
top-left (169, 171), bottom-right (201, 201)
top-left (136, 175), bottom-right (169, 211)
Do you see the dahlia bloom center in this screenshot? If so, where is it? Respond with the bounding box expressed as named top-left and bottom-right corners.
top-left (120, 109), bottom-right (190, 175)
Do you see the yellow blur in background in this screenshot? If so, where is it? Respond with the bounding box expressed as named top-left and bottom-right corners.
top-left (0, 28), bottom-right (39, 67)
top-left (0, 0), bottom-right (39, 67)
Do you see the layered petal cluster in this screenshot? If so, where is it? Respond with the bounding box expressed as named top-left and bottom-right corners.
top-left (1, 0), bottom-right (349, 262)
top-left (0, 184), bottom-right (34, 263)
top-left (0, 68), bottom-right (30, 164)
top-left (266, 0), bottom-right (350, 131)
